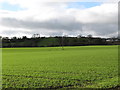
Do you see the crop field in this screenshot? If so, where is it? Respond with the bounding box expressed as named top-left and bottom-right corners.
top-left (2, 45), bottom-right (119, 89)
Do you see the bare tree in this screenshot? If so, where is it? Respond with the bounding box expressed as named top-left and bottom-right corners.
top-left (32, 34), bottom-right (40, 38)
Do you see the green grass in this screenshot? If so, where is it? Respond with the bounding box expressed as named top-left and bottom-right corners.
top-left (2, 45), bottom-right (119, 89)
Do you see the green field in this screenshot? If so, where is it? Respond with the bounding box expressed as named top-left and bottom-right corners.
top-left (2, 45), bottom-right (119, 89)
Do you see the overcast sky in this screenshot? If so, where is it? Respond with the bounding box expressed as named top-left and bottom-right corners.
top-left (0, 0), bottom-right (118, 38)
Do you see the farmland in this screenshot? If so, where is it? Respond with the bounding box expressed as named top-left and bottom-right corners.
top-left (2, 45), bottom-right (119, 89)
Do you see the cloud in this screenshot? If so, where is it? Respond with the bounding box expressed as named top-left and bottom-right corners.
top-left (1, 16), bottom-right (82, 31)
top-left (0, 1), bottom-right (118, 38)
top-left (82, 23), bottom-right (118, 36)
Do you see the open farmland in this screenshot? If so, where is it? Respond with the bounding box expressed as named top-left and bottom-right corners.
top-left (2, 45), bottom-right (119, 89)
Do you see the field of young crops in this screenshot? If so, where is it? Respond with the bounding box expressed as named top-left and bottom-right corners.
top-left (2, 45), bottom-right (119, 89)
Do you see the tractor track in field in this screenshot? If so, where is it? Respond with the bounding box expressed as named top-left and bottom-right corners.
top-left (3, 70), bottom-right (82, 75)
top-left (3, 74), bottom-right (94, 84)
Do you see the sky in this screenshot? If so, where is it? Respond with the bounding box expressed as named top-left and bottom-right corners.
top-left (0, 0), bottom-right (118, 38)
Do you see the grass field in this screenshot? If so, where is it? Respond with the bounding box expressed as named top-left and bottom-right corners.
top-left (2, 45), bottom-right (119, 89)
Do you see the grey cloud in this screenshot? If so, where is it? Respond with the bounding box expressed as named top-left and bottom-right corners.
top-left (1, 17), bottom-right (82, 31)
top-left (1, 29), bottom-right (32, 36)
top-left (83, 23), bottom-right (117, 36)
top-left (1, 16), bottom-right (118, 37)
top-left (1, 30), bottom-right (19, 36)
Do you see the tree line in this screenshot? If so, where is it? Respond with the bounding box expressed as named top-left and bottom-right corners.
top-left (1, 35), bottom-right (120, 47)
